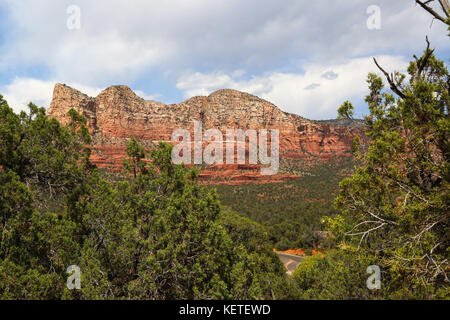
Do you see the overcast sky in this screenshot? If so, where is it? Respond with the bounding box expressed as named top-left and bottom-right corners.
top-left (0, 0), bottom-right (448, 119)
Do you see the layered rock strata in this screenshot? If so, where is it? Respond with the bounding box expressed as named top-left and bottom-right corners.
top-left (47, 84), bottom-right (363, 184)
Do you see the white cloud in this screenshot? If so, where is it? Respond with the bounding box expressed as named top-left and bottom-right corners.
top-left (176, 55), bottom-right (409, 119)
top-left (304, 83), bottom-right (320, 90)
top-left (321, 71), bottom-right (338, 80)
top-left (1, 78), bottom-right (102, 113)
top-left (134, 90), bottom-right (162, 101)
top-left (0, 0), bottom-right (448, 120)
top-left (0, 78), bottom-right (161, 113)
top-left (176, 70), bottom-right (273, 98)
top-left (1, 0), bottom-right (448, 87)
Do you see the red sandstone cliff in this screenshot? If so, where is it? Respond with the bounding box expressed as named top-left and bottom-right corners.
top-left (47, 83), bottom-right (364, 184)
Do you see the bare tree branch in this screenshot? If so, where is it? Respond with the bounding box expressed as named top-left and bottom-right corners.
top-left (438, 0), bottom-right (450, 17)
top-left (419, 37), bottom-right (435, 74)
top-left (367, 209), bottom-right (399, 225)
top-left (345, 222), bottom-right (386, 237)
top-left (416, 0), bottom-right (448, 23)
top-left (373, 57), bottom-right (407, 99)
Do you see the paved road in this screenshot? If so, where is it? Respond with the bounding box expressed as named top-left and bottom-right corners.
top-left (276, 252), bottom-right (305, 275)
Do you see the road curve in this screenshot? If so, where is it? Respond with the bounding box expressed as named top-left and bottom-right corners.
top-left (276, 252), bottom-right (305, 275)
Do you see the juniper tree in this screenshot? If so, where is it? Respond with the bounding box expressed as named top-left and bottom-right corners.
top-left (337, 101), bottom-right (354, 120)
top-left (331, 17), bottom-right (449, 298)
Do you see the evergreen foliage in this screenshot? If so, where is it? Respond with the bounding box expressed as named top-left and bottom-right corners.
top-left (0, 98), bottom-right (289, 299)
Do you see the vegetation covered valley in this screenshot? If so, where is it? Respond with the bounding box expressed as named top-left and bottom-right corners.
top-left (215, 159), bottom-right (354, 251)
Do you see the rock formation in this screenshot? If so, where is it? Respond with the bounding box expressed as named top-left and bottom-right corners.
top-left (47, 83), bottom-right (364, 184)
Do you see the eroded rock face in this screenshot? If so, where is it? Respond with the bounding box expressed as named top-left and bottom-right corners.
top-left (47, 83), bottom-right (364, 183)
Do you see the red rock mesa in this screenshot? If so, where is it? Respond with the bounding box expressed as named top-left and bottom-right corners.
top-left (47, 84), bottom-right (364, 184)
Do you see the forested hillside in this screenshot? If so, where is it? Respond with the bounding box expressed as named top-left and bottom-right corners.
top-left (0, 101), bottom-right (294, 299)
top-left (215, 159), bottom-right (354, 251)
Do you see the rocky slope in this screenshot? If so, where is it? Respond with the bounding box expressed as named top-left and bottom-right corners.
top-left (47, 83), bottom-right (364, 184)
